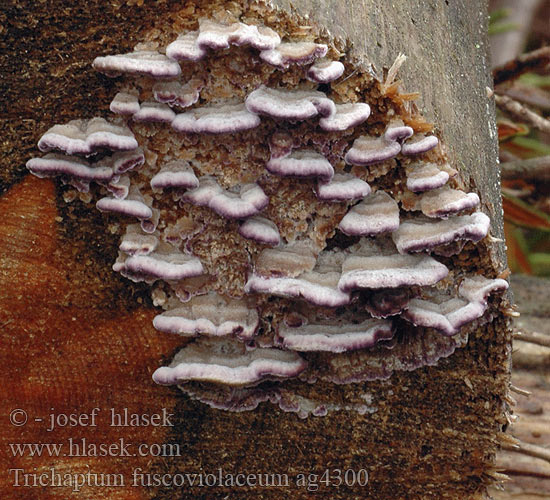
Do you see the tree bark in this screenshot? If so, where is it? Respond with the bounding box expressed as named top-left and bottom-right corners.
top-left (0, 1), bottom-right (510, 499)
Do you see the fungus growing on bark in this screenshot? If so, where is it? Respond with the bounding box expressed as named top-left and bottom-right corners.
top-left (172, 103), bottom-right (260, 134)
top-left (260, 41), bottom-right (327, 68)
top-left (96, 186), bottom-right (153, 220)
top-left (153, 293), bottom-right (259, 340)
top-left (153, 79), bottom-right (203, 109)
top-left (401, 276), bottom-right (509, 336)
top-left (319, 102), bottom-right (371, 131)
top-left (266, 150), bottom-right (334, 180)
top-left (405, 162), bottom-right (451, 192)
top-left (392, 212), bottom-right (491, 254)
top-left (418, 187), bottom-right (480, 218)
top-left (133, 102), bottom-right (176, 123)
top-left (38, 118), bottom-right (138, 156)
top-left (110, 92), bottom-right (140, 116)
top-left (277, 319), bottom-right (393, 352)
top-left (93, 50), bottom-right (182, 78)
top-left (152, 339), bottom-right (307, 386)
top-left (113, 246), bottom-right (204, 283)
top-left (26, 12), bottom-right (506, 416)
top-left (316, 173), bottom-right (371, 201)
top-left (245, 86), bottom-right (335, 121)
top-left (150, 160), bottom-right (199, 190)
top-left (344, 120), bottom-right (413, 166)
top-left (338, 190), bottom-right (399, 236)
top-left (401, 134), bottom-right (439, 155)
top-left (182, 177), bottom-right (268, 219)
top-left (26, 154), bottom-right (113, 183)
top-left (238, 216), bottom-right (281, 246)
top-left (306, 59), bottom-right (345, 83)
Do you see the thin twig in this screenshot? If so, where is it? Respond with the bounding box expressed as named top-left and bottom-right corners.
top-left (510, 384), bottom-right (532, 397)
top-left (501, 155), bottom-right (550, 181)
top-left (493, 46), bottom-right (550, 85)
top-left (496, 83), bottom-right (550, 111)
top-left (502, 440), bottom-right (550, 464)
top-left (495, 94), bottom-right (550, 134)
top-left (513, 330), bottom-right (550, 348)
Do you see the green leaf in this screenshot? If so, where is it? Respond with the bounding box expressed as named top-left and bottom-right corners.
top-left (489, 22), bottom-right (520, 36)
top-left (502, 136), bottom-right (550, 158)
top-left (489, 8), bottom-right (511, 25)
top-left (530, 253), bottom-right (550, 276)
top-left (518, 73), bottom-right (550, 88)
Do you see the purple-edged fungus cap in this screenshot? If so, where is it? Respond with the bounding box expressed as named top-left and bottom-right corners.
top-left (152, 338), bottom-right (307, 386)
top-left (344, 120), bottom-right (413, 166)
top-left (266, 150), bottom-right (334, 181)
top-left (319, 102), bottom-right (371, 132)
top-left (402, 276), bottom-right (508, 336)
top-left (401, 134), bottom-right (439, 155)
top-left (459, 275), bottom-right (509, 304)
top-left (419, 187), bottom-right (480, 218)
top-left (245, 269), bottom-right (350, 307)
top-left (26, 153), bottom-right (113, 182)
top-left (384, 121), bottom-right (414, 142)
top-left (166, 31), bottom-right (207, 62)
top-left (182, 177), bottom-right (268, 219)
top-left (180, 175), bottom-right (222, 206)
top-left (316, 173), bottom-right (371, 202)
top-left (238, 216), bottom-right (281, 246)
top-left (153, 293), bottom-right (260, 340)
top-left (196, 19), bottom-right (281, 51)
top-left (133, 101), bottom-right (176, 123)
top-left (392, 212), bottom-right (491, 254)
top-left (246, 246), bottom-right (350, 307)
top-left (260, 42), bottom-right (328, 69)
top-left (278, 318), bottom-right (393, 353)
top-left (338, 253), bottom-right (449, 292)
top-left (110, 92), bottom-right (140, 116)
top-left (141, 207), bottom-right (161, 234)
top-left (306, 59), bottom-right (345, 83)
top-left (365, 288), bottom-right (410, 318)
top-left (338, 191), bottom-right (399, 236)
top-left (38, 118), bottom-right (138, 156)
top-left (96, 185), bottom-right (153, 220)
top-left (113, 248), bottom-right (204, 282)
top-left (402, 296), bottom-right (475, 336)
top-left (406, 162), bottom-right (450, 193)
top-left (118, 224), bottom-right (159, 256)
top-left (209, 183), bottom-right (269, 219)
top-left (345, 134), bottom-right (401, 166)
top-left (106, 148), bottom-right (145, 175)
top-left (153, 79), bottom-right (203, 109)
top-left (253, 242), bottom-right (317, 278)
top-left (172, 102), bottom-right (261, 134)
top-left (245, 86), bottom-right (336, 121)
top-left (150, 160), bottom-right (199, 191)
top-left (105, 175), bottom-right (131, 199)
top-left (93, 50), bottom-right (181, 78)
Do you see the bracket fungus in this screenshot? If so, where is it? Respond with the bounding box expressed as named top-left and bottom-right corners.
top-left (26, 11), bottom-right (507, 417)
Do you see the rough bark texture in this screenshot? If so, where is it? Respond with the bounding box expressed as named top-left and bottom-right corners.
top-left (0, 1), bottom-right (510, 499)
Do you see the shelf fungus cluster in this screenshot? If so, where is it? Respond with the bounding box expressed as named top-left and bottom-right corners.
top-left (27, 16), bottom-right (507, 417)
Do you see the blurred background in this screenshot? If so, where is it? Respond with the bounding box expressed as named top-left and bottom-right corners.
top-left (489, 0), bottom-right (550, 276)
top-left (488, 2), bottom-right (550, 498)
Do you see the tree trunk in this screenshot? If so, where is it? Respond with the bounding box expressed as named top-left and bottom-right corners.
top-left (0, 1), bottom-right (510, 499)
